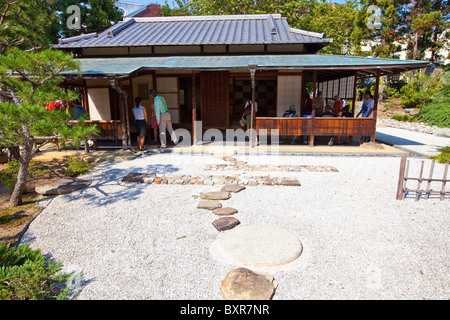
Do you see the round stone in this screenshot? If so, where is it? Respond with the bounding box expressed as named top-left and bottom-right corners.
top-left (218, 225), bottom-right (303, 267)
top-left (212, 207), bottom-right (238, 216)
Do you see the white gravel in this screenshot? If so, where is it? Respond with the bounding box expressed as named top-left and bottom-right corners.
top-left (21, 150), bottom-right (449, 300)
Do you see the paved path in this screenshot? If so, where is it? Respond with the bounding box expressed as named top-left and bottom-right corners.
top-left (376, 127), bottom-right (450, 156)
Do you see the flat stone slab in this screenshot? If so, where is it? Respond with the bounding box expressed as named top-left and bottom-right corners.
top-left (280, 179), bottom-right (301, 186)
top-left (197, 200), bottom-right (222, 210)
top-left (218, 225), bottom-right (303, 267)
top-left (220, 268), bottom-right (276, 300)
top-left (212, 207), bottom-right (238, 216)
top-left (199, 191), bottom-right (231, 200)
top-left (212, 217), bottom-right (240, 231)
top-left (221, 185), bottom-right (246, 193)
top-left (35, 178), bottom-right (91, 195)
top-left (121, 173), bottom-right (151, 183)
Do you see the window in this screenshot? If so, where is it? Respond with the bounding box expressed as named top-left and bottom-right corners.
top-left (137, 82), bottom-right (149, 100)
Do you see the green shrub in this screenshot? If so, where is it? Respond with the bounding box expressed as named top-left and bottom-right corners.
top-left (399, 72), bottom-right (441, 109)
top-left (0, 243), bottom-right (70, 300)
top-left (63, 155), bottom-right (92, 178)
top-left (390, 114), bottom-right (415, 122)
top-left (416, 101), bottom-right (450, 128)
top-left (430, 146), bottom-right (450, 164)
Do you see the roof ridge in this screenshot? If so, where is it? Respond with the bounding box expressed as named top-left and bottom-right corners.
top-left (58, 32), bottom-right (98, 44)
top-left (125, 14), bottom-right (282, 23)
top-left (107, 18), bottom-right (136, 38)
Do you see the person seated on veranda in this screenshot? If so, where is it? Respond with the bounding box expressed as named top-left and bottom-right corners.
top-left (283, 104), bottom-right (299, 118)
top-left (321, 105), bottom-right (335, 118)
top-left (332, 95), bottom-right (343, 116)
top-left (282, 105), bottom-right (299, 144)
top-left (342, 105), bottom-right (354, 118)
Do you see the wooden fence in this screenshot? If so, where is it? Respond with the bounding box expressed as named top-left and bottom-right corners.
top-left (396, 155), bottom-right (449, 201)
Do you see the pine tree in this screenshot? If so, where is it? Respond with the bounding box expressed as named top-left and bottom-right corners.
top-left (0, 48), bottom-right (98, 207)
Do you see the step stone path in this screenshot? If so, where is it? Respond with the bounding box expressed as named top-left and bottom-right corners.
top-left (121, 173), bottom-right (301, 187)
top-left (122, 154), bottom-right (307, 300)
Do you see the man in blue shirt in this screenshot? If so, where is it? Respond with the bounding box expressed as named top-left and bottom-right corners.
top-left (357, 91), bottom-right (375, 143)
top-left (150, 89), bottom-right (178, 148)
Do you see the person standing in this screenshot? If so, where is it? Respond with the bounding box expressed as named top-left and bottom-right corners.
top-left (132, 97), bottom-right (148, 150)
top-left (332, 95), bottom-right (343, 116)
top-left (356, 91), bottom-right (375, 143)
top-left (150, 89), bottom-right (178, 149)
top-left (313, 91), bottom-right (325, 113)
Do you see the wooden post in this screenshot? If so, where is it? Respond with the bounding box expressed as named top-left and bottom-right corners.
top-left (249, 65), bottom-right (257, 147)
top-left (309, 70), bottom-right (317, 146)
top-left (352, 72), bottom-right (358, 115)
top-left (425, 160), bottom-right (435, 200)
top-left (192, 71), bottom-right (197, 145)
top-left (119, 79), bottom-right (132, 149)
top-left (415, 160), bottom-right (424, 201)
top-left (396, 155), bottom-right (407, 200)
top-left (371, 69), bottom-right (380, 142)
top-left (441, 162), bottom-right (449, 201)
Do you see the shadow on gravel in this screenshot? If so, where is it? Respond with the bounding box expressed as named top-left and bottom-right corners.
top-left (62, 164), bottom-right (180, 207)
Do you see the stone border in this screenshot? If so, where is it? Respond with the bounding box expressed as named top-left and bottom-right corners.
top-left (205, 163), bottom-right (339, 172)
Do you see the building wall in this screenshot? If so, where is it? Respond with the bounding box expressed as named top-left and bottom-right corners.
top-left (276, 75), bottom-right (302, 117)
top-left (81, 44), bottom-right (307, 56)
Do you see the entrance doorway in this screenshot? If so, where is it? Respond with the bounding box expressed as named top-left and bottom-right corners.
top-left (179, 75), bottom-right (200, 129)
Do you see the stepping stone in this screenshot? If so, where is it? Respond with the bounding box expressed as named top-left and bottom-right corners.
top-left (197, 200), bottom-right (222, 210)
top-left (199, 191), bottom-right (231, 200)
top-left (212, 207), bottom-right (238, 216)
top-left (220, 268), bottom-right (276, 300)
top-left (218, 225), bottom-right (303, 267)
top-left (280, 179), bottom-right (301, 186)
top-left (221, 185), bottom-right (246, 193)
top-left (212, 217), bottom-right (240, 231)
top-left (121, 173), bottom-right (145, 183)
top-left (35, 178), bottom-right (91, 195)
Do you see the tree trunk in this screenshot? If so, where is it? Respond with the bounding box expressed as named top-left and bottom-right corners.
top-left (7, 146), bottom-right (20, 161)
top-left (9, 140), bottom-right (33, 207)
top-left (413, 31), bottom-right (420, 60)
top-left (84, 138), bottom-right (89, 154)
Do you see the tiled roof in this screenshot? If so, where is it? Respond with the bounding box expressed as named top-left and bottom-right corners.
top-left (54, 14), bottom-right (332, 48)
top-left (62, 54), bottom-right (430, 76)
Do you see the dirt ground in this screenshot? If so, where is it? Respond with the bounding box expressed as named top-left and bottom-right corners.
top-left (0, 147), bottom-right (130, 245)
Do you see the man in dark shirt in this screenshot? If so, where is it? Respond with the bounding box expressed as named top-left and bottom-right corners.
top-left (321, 106), bottom-right (335, 117)
top-left (342, 106), bottom-right (354, 118)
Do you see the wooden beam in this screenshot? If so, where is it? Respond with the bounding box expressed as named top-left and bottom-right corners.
top-left (352, 71), bottom-right (358, 115)
top-left (396, 155), bottom-right (407, 200)
top-left (371, 69), bottom-right (380, 142)
top-left (192, 71), bottom-right (197, 145)
top-left (310, 70), bottom-right (317, 146)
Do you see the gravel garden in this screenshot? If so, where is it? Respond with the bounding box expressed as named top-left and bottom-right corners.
top-left (19, 149), bottom-right (449, 299)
